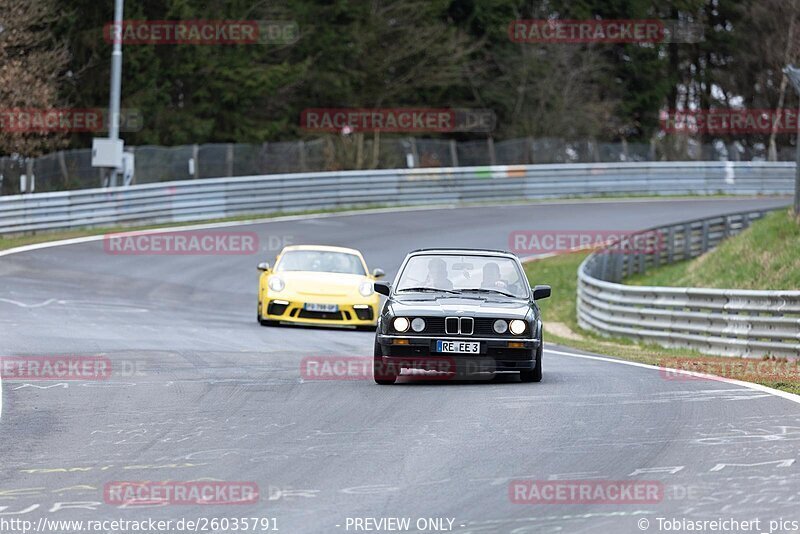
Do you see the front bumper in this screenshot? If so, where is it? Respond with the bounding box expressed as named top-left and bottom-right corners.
top-left (376, 334), bottom-right (539, 372)
top-left (262, 299), bottom-right (378, 327)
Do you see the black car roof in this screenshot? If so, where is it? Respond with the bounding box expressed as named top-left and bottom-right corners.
top-left (408, 248), bottom-right (518, 258)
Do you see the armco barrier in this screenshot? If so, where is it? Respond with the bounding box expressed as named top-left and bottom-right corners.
top-left (577, 208), bottom-right (800, 358)
top-left (0, 161), bottom-right (794, 234)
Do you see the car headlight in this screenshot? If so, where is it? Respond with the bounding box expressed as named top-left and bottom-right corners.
top-left (393, 317), bottom-right (410, 332)
top-left (509, 319), bottom-right (526, 335)
top-left (268, 276), bottom-right (285, 292)
top-left (359, 280), bottom-right (374, 297)
top-left (411, 317), bottom-right (425, 332)
top-left (493, 319), bottom-right (508, 334)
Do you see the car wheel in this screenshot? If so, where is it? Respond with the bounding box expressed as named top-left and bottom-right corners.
top-left (356, 324), bottom-right (377, 332)
top-left (373, 340), bottom-right (397, 385)
top-left (520, 345), bottom-right (542, 383)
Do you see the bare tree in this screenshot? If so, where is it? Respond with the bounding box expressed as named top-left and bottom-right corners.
top-left (760, 0), bottom-right (800, 160)
top-left (730, 0), bottom-right (800, 160)
top-left (0, 0), bottom-right (70, 156)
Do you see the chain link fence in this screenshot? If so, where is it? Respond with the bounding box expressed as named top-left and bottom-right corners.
top-left (1, 135), bottom-right (796, 195)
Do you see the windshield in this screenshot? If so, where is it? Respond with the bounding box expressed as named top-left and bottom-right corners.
top-left (275, 250), bottom-right (366, 275)
top-left (395, 254), bottom-right (528, 298)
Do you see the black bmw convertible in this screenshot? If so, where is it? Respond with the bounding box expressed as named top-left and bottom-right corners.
top-left (373, 248), bottom-right (551, 384)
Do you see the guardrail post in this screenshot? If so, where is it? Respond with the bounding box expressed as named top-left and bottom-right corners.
top-left (682, 224), bottom-right (691, 261)
top-left (600, 252), bottom-right (610, 280)
top-left (449, 140), bottom-right (458, 167)
top-left (701, 220), bottom-right (710, 253)
top-left (613, 251), bottom-right (624, 282)
top-left (653, 230), bottom-right (662, 268)
top-left (667, 226), bottom-right (676, 263)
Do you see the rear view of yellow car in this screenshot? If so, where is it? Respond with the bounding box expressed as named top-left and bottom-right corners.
top-left (257, 245), bottom-right (384, 329)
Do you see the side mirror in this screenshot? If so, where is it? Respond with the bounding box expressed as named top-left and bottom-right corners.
top-left (257, 262), bottom-right (270, 272)
top-left (374, 281), bottom-right (392, 296)
top-left (533, 284), bottom-right (551, 300)
top-left (372, 268), bottom-right (385, 279)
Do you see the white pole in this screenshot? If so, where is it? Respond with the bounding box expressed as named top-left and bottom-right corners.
top-left (108, 0), bottom-right (124, 186)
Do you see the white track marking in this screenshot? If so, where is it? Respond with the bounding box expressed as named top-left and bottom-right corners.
top-left (545, 346), bottom-right (800, 406)
top-left (0, 197), bottom-right (778, 259)
top-left (0, 298), bottom-right (57, 308)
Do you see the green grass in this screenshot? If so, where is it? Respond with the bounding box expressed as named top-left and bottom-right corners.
top-left (524, 247), bottom-right (800, 395)
top-left (626, 209), bottom-right (800, 289)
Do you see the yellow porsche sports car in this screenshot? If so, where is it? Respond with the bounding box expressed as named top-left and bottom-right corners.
top-left (257, 245), bottom-right (384, 329)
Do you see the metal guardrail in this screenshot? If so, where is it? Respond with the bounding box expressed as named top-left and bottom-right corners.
top-left (0, 161), bottom-right (794, 235)
top-left (4, 137), bottom-right (795, 195)
top-left (578, 208), bottom-right (800, 358)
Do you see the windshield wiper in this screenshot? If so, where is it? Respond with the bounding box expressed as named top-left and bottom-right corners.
top-left (398, 287), bottom-right (460, 294)
top-left (461, 288), bottom-right (519, 298)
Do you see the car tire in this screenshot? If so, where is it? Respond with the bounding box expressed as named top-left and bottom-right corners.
top-left (356, 325), bottom-right (377, 332)
top-left (373, 340), bottom-right (397, 385)
top-left (520, 345), bottom-right (542, 383)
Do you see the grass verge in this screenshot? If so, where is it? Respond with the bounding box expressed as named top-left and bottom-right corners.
top-left (626, 209), bottom-right (800, 289)
top-left (524, 249), bottom-right (800, 395)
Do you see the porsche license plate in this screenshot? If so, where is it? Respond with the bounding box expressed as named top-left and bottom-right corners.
top-left (305, 303), bottom-right (339, 313)
top-left (436, 340), bottom-right (480, 354)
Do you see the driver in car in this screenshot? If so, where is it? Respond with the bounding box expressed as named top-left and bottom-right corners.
top-left (481, 262), bottom-right (508, 289)
top-left (424, 257), bottom-right (453, 290)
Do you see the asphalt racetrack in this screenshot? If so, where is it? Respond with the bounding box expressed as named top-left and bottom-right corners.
top-left (1, 197), bottom-right (798, 534)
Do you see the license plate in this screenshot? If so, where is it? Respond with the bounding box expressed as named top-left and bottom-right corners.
top-left (436, 340), bottom-right (481, 354)
top-left (305, 303), bottom-right (339, 313)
